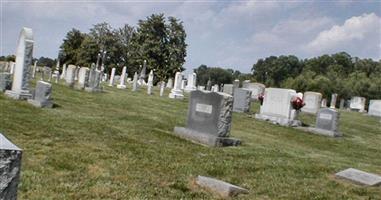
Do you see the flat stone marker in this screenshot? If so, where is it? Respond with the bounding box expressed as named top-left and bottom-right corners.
top-left (336, 168), bottom-right (381, 186)
top-left (0, 133), bottom-right (23, 200)
top-left (196, 176), bottom-right (248, 198)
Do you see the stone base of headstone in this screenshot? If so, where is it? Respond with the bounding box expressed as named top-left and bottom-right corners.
top-left (4, 90), bottom-right (32, 100)
top-left (296, 127), bottom-right (342, 137)
top-left (27, 99), bottom-right (53, 108)
top-left (254, 113), bottom-right (301, 127)
top-left (195, 175), bottom-right (248, 198)
top-left (169, 90), bottom-right (184, 99)
top-left (184, 87), bottom-right (196, 93)
top-left (335, 168), bottom-right (381, 186)
top-left (84, 87), bottom-right (102, 93)
top-left (0, 133), bottom-right (22, 200)
top-left (173, 127), bottom-right (241, 147)
top-left (117, 84), bottom-right (126, 89)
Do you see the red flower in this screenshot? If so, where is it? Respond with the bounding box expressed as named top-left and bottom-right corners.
top-left (258, 94), bottom-right (264, 105)
top-left (291, 97), bottom-right (305, 111)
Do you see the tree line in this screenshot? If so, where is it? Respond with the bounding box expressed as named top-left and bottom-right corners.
top-left (58, 13), bottom-right (187, 81)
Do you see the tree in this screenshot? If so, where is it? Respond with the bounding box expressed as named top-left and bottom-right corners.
top-left (194, 65), bottom-right (233, 86)
top-left (58, 28), bottom-right (85, 65)
top-left (167, 16), bottom-right (187, 78)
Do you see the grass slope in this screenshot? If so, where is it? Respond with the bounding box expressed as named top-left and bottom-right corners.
top-left (0, 80), bottom-right (380, 199)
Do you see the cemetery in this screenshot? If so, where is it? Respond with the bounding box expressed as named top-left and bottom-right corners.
top-left (1, 2), bottom-right (381, 199)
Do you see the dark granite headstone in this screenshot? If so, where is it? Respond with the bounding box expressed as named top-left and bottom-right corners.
top-left (173, 90), bottom-right (240, 147)
top-left (316, 108), bottom-right (339, 132)
top-left (0, 72), bottom-right (12, 92)
top-left (0, 133), bottom-right (22, 200)
top-left (233, 88), bottom-right (252, 113)
top-left (27, 81), bottom-right (53, 108)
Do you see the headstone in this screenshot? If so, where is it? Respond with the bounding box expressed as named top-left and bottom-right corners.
top-left (222, 84), bottom-right (233, 95)
top-left (336, 168), bottom-right (381, 186)
top-left (255, 88), bottom-right (300, 126)
top-left (242, 82), bottom-right (265, 100)
top-left (169, 72), bottom-right (184, 99)
top-left (64, 65), bottom-right (76, 87)
top-left (132, 72), bottom-right (138, 92)
top-left (233, 79), bottom-right (240, 91)
top-left (173, 90), bottom-right (240, 147)
top-left (147, 70), bottom-right (154, 95)
top-left (198, 86), bottom-right (205, 91)
top-left (76, 67), bottom-right (90, 90)
top-left (181, 79), bottom-right (186, 90)
top-left (9, 62), bottom-right (15, 75)
top-left (206, 79), bottom-right (212, 91)
top-left (339, 99), bottom-right (345, 109)
top-left (0, 73), bottom-right (12, 92)
top-left (212, 84), bottom-right (219, 92)
top-left (61, 64), bottom-right (66, 79)
top-left (52, 70), bottom-right (60, 83)
top-left (330, 93), bottom-right (338, 108)
top-left (32, 61), bottom-right (37, 78)
top-left (350, 96), bottom-right (366, 112)
top-left (166, 78), bottom-right (173, 89)
top-left (301, 92), bottom-right (322, 114)
top-left (159, 81), bottom-right (165, 97)
top-left (304, 108), bottom-right (341, 137)
top-left (138, 60), bottom-right (147, 86)
top-left (233, 88), bottom-right (252, 113)
top-left (242, 80), bottom-right (250, 88)
top-left (368, 100), bottom-right (381, 117)
top-left (117, 66), bottom-right (127, 89)
top-left (85, 68), bottom-right (102, 92)
top-left (321, 98), bottom-right (327, 107)
top-left (27, 81), bottom-right (53, 108)
top-left (5, 27), bottom-right (34, 100)
top-left (109, 67), bottom-right (116, 86)
top-left (0, 133), bottom-right (23, 200)
top-left (184, 73), bottom-right (197, 92)
top-left (195, 176), bottom-right (248, 198)
top-left (74, 66), bottom-right (80, 81)
top-left (44, 67), bottom-right (52, 82)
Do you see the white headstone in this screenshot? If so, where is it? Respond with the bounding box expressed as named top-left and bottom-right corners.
top-left (109, 68), bottom-right (116, 86)
top-left (76, 67), bottom-right (90, 89)
top-left (5, 27), bottom-right (34, 100)
top-left (166, 78), bottom-right (173, 88)
top-left (350, 96), bottom-right (366, 112)
top-left (132, 72), bottom-right (138, 91)
top-left (181, 79), bottom-right (186, 90)
top-left (61, 64), bottom-right (67, 79)
top-left (184, 73), bottom-right (197, 92)
top-left (242, 82), bottom-right (265, 100)
top-left (159, 81), bottom-right (165, 97)
top-left (117, 66), bottom-right (127, 89)
top-left (302, 92), bottom-right (322, 114)
top-left (65, 65), bottom-right (76, 87)
top-left (169, 72), bottom-right (184, 99)
top-left (32, 61), bottom-right (37, 78)
top-left (330, 93), bottom-right (338, 108)
top-left (212, 84), bottom-right (219, 92)
top-left (147, 70), bottom-right (154, 95)
top-left (368, 100), bottom-right (381, 117)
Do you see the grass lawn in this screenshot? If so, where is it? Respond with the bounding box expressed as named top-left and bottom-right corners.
top-left (1, 80), bottom-right (380, 199)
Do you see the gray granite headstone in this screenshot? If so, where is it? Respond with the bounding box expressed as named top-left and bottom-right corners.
top-left (303, 108), bottom-right (341, 137)
top-left (233, 88), bottom-right (252, 113)
top-left (0, 73), bottom-right (12, 92)
top-left (0, 133), bottom-right (22, 200)
top-left (336, 168), bottom-right (381, 186)
top-left (85, 68), bottom-right (102, 92)
top-left (27, 81), bottom-right (53, 108)
top-left (222, 84), bottom-right (233, 95)
top-left (173, 90), bottom-right (240, 147)
top-left (196, 176), bottom-right (248, 198)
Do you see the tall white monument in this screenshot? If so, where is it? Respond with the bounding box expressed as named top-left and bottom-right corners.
top-left (117, 66), bottom-right (127, 89)
top-left (109, 68), bottom-right (116, 86)
top-left (147, 70), bottom-right (154, 95)
top-left (5, 27), bottom-right (34, 99)
top-left (169, 72), bottom-right (184, 99)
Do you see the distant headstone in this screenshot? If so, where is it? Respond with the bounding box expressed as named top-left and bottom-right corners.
top-left (321, 98), bottom-right (327, 107)
top-left (336, 168), bottom-right (381, 186)
top-left (65, 65), bottom-right (76, 87)
top-left (61, 64), bottom-right (67, 79)
top-left (159, 81), bottom-right (165, 96)
top-left (350, 96), bottom-right (366, 112)
top-left (222, 84), bottom-right (233, 95)
top-left (169, 72), bottom-right (184, 99)
top-left (339, 99), bottom-right (345, 109)
top-left (184, 73), bottom-right (197, 92)
top-left (304, 108), bottom-right (341, 137)
top-left (9, 62), bottom-right (15, 75)
top-left (181, 79), bottom-right (186, 90)
top-left (5, 27), bottom-right (33, 100)
top-left (117, 66), bottom-right (127, 89)
top-left (197, 86), bottom-right (205, 91)
top-left (0, 133), bottom-right (22, 200)
top-left (76, 67), bottom-right (90, 90)
top-left (132, 72), bottom-right (138, 92)
top-left (330, 93), bottom-right (338, 108)
top-left (32, 61), bottom-right (37, 78)
top-left (212, 84), bottom-right (219, 92)
top-left (147, 70), bottom-right (154, 95)
top-left (206, 79), bottom-right (212, 91)
top-left (233, 79), bottom-right (239, 91)
top-left (0, 72), bottom-right (12, 92)
top-left (109, 67), bottom-right (116, 86)
top-left (139, 60), bottom-right (147, 85)
top-left (173, 90), bottom-right (240, 147)
top-left (195, 176), bottom-right (248, 198)
top-left (255, 88), bottom-right (300, 126)
top-left (368, 100), bottom-right (381, 117)
top-left (84, 68), bottom-right (102, 92)
top-left (28, 81), bottom-right (53, 108)
top-left (242, 82), bottom-right (265, 100)
top-left (233, 88), bottom-right (252, 113)
top-left (302, 92), bottom-right (322, 114)
top-left (166, 78), bottom-right (173, 89)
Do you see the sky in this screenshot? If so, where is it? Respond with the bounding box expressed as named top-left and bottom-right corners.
top-left (1, 0), bottom-right (381, 73)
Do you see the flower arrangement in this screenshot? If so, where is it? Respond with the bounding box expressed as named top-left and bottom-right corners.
top-left (291, 96), bottom-right (305, 111)
top-left (258, 94), bottom-right (264, 105)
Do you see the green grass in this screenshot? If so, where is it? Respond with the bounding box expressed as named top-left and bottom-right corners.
top-left (1, 80), bottom-right (380, 199)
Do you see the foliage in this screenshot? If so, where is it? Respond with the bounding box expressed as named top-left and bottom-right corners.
top-left (194, 65), bottom-right (244, 86)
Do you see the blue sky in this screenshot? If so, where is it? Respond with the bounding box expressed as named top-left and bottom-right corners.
top-left (1, 0), bottom-right (380, 73)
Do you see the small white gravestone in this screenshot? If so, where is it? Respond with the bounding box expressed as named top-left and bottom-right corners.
top-left (117, 66), bottom-right (127, 89)
top-left (76, 67), bottom-right (90, 90)
top-left (242, 82), bottom-right (265, 100)
top-left (196, 176), bottom-right (248, 198)
top-left (5, 27), bottom-right (34, 100)
top-left (28, 81), bottom-right (53, 108)
top-left (166, 78), bottom-right (173, 89)
top-left (222, 84), bottom-right (233, 95)
top-left (65, 65), bottom-right (76, 87)
top-left (169, 72), bottom-right (184, 99)
top-left (350, 96), bottom-right (366, 112)
top-left (184, 73), bottom-right (197, 92)
top-left (32, 61), bottom-right (37, 78)
top-left (198, 86), bottom-right (205, 91)
top-left (181, 79), bottom-right (186, 90)
top-left (330, 93), bottom-right (338, 108)
top-left (336, 168), bottom-right (381, 186)
top-left (368, 100), bottom-right (381, 117)
top-left (302, 92), bottom-right (322, 114)
top-left (132, 72), bottom-right (138, 92)
top-left (109, 67), bottom-right (116, 86)
top-left (9, 62), bottom-right (15, 75)
top-left (255, 88), bottom-right (300, 126)
top-left (0, 133), bottom-right (22, 199)
top-left (212, 84), bottom-right (219, 92)
top-left (147, 70), bottom-right (154, 95)
top-left (159, 81), bottom-right (165, 97)
top-left (321, 98), bottom-right (327, 107)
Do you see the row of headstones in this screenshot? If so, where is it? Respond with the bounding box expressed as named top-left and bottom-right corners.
top-left (0, 27), bottom-right (53, 108)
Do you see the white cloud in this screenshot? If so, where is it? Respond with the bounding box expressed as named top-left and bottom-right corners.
top-left (307, 13), bottom-right (381, 53)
